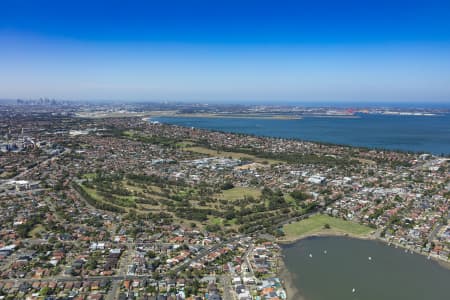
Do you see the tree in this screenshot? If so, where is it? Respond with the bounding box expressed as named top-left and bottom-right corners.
top-left (146, 285), bottom-right (156, 295)
top-left (221, 182), bottom-right (234, 190)
top-left (205, 224), bottom-right (221, 232)
top-left (39, 287), bottom-right (51, 296)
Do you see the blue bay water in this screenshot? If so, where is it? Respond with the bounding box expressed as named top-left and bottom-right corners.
top-left (152, 114), bottom-right (450, 299)
top-left (153, 114), bottom-right (450, 154)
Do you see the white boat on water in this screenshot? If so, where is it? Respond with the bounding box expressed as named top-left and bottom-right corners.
top-left (309, 253), bottom-right (313, 258)
top-left (352, 288), bottom-right (356, 293)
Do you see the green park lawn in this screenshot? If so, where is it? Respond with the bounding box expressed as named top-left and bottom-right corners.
top-left (184, 146), bottom-right (281, 165)
top-left (220, 186), bottom-right (262, 201)
top-left (283, 214), bottom-right (373, 239)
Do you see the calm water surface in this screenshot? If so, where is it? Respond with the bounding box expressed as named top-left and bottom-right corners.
top-left (282, 237), bottom-right (450, 300)
top-left (153, 114), bottom-right (450, 154)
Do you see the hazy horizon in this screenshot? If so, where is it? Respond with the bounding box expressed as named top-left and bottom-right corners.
top-left (1, 0), bottom-right (450, 103)
top-left (2, 98), bottom-right (450, 109)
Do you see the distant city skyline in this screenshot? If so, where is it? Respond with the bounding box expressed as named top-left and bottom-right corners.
top-left (1, 0), bottom-right (450, 103)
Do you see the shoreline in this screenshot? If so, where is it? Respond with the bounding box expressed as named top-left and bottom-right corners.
top-left (383, 239), bottom-right (450, 270)
top-left (278, 228), bottom-right (376, 245)
top-left (276, 230), bottom-right (450, 299)
top-left (149, 113), bottom-right (302, 120)
top-left (277, 229), bottom-right (450, 269)
top-left (277, 254), bottom-right (305, 300)
top-left (276, 230), bottom-right (375, 300)
top-left (149, 112), bottom-right (363, 120)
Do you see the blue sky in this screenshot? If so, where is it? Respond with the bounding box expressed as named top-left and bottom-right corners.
top-left (1, 0), bottom-right (450, 103)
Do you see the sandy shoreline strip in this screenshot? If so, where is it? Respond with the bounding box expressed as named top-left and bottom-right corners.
top-left (278, 229), bottom-right (376, 245)
top-left (150, 113), bottom-right (302, 120)
top-left (278, 255), bottom-right (305, 300)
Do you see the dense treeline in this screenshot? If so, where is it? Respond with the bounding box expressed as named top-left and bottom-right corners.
top-left (132, 135), bottom-right (179, 146)
top-left (73, 183), bottom-right (125, 213)
top-left (196, 143), bottom-right (359, 167)
top-left (135, 197), bottom-right (159, 205)
top-left (290, 190), bottom-right (310, 201)
top-left (172, 206), bottom-right (222, 222)
top-left (119, 130), bottom-right (180, 146)
top-left (127, 173), bottom-right (186, 188)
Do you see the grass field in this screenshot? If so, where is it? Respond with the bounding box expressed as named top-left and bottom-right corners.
top-left (283, 214), bottom-right (373, 240)
top-left (81, 184), bottom-right (136, 208)
top-left (81, 185), bottom-right (104, 201)
top-left (82, 173), bottom-right (96, 179)
top-left (209, 217), bottom-right (223, 225)
top-left (184, 146), bottom-right (282, 165)
top-left (175, 140), bottom-right (195, 148)
top-left (29, 224), bottom-right (45, 238)
top-left (220, 186), bottom-right (262, 201)
top-left (283, 194), bottom-right (296, 204)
